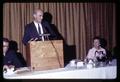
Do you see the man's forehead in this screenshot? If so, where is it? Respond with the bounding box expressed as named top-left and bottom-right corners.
top-left (35, 10), bottom-right (43, 14)
top-left (37, 11), bottom-right (43, 15)
top-left (94, 39), bottom-right (99, 41)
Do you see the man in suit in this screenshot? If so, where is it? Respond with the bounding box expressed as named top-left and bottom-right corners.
top-left (3, 38), bottom-right (23, 70)
top-left (22, 9), bottom-right (56, 45)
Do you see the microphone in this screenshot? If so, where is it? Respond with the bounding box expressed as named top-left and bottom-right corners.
top-left (39, 34), bottom-right (50, 41)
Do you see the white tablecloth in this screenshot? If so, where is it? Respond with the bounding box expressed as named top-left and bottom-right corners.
top-left (4, 60), bottom-right (117, 79)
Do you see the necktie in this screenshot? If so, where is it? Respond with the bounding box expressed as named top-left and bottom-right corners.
top-left (38, 24), bottom-right (41, 34)
top-left (38, 24), bottom-right (44, 41)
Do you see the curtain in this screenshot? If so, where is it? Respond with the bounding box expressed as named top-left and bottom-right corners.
top-left (3, 3), bottom-right (116, 60)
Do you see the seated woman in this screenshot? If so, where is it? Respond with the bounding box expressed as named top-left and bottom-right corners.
top-left (3, 38), bottom-right (23, 71)
top-left (85, 37), bottom-right (107, 62)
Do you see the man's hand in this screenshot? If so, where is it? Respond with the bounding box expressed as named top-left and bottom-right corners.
top-left (28, 38), bottom-right (38, 43)
top-left (3, 65), bottom-right (15, 69)
top-left (3, 65), bottom-right (15, 73)
top-left (3, 65), bottom-right (9, 73)
top-left (8, 65), bottom-right (15, 69)
top-left (3, 65), bottom-right (9, 70)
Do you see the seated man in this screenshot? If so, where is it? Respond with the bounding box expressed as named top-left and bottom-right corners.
top-left (85, 37), bottom-right (107, 62)
top-left (3, 38), bottom-right (23, 71)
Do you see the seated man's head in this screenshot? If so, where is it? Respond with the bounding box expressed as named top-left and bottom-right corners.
top-left (3, 38), bottom-right (9, 54)
top-left (93, 37), bottom-right (101, 49)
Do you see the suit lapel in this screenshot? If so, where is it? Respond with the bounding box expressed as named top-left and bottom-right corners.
top-left (31, 22), bottom-right (39, 36)
top-left (32, 22), bottom-right (39, 35)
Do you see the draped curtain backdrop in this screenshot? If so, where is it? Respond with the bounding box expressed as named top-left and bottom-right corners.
top-left (3, 3), bottom-right (116, 60)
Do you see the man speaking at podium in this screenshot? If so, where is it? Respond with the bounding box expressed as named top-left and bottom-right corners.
top-left (22, 9), bottom-right (56, 45)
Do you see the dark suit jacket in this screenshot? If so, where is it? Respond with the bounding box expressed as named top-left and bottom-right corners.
top-left (3, 50), bottom-right (23, 68)
top-left (22, 20), bottom-right (56, 45)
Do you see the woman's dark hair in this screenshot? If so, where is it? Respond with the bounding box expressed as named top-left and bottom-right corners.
top-left (100, 38), bottom-right (107, 48)
top-left (93, 36), bottom-right (101, 41)
top-left (3, 38), bottom-right (9, 43)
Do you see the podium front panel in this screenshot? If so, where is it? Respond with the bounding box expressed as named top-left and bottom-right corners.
top-left (26, 40), bottom-right (64, 71)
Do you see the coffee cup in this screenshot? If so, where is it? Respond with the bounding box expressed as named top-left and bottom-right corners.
top-left (70, 60), bottom-right (76, 66)
top-left (77, 62), bottom-right (84, 67)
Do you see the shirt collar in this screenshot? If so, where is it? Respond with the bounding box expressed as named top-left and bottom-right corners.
top-left (34, 21), bottom-right (40, 28)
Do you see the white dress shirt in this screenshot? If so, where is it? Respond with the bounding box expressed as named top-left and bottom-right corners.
top-left (87, 47), bottom-right (106, 60)
top-left (33, 21), bottom-right (44, 41)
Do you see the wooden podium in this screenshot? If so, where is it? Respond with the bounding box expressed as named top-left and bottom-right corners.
top-left (26, 40), bottom-right (64, 71)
